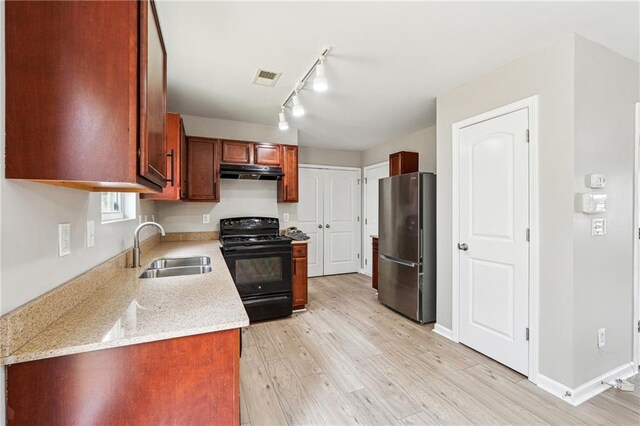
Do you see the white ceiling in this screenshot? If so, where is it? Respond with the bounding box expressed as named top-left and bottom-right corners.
top-left (156, 1), bottom-right (639, 150)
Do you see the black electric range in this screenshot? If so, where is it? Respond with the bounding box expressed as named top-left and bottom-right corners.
top-left (220, 217), bottom-right (293, 322)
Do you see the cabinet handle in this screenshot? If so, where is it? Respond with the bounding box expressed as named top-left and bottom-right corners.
top-left (293, 259), bottom-right (296, 274)
top-left (285, 185), bottom-right (289, 199)
top-left (165, 149), bottom-right (175, 186)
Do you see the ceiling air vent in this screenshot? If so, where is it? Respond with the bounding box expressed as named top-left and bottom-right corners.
top-left (252, 68), bottom-right (282, 87)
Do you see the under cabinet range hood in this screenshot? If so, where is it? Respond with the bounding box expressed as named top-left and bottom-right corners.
top-left (220, 164), bottom-right (285, 180)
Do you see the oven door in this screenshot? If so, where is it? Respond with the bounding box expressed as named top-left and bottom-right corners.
top-left (223, 245), bottom-right (292, 297)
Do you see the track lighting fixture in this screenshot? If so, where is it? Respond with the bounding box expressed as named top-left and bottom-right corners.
top-left (313, 60), bottom-right (328, 92)
top-left (278, 110), bottom-right (289, 130)
top-left (278, 46), bottom-right (331, 129)
top-left (292, 93), bottom-right (305, 117)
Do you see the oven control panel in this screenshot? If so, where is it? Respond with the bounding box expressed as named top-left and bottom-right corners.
top-left (220, 217), bottom-right (280, 233)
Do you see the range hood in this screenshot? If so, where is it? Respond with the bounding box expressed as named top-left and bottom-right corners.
top-left (220, 164), bottom-right (284, 181)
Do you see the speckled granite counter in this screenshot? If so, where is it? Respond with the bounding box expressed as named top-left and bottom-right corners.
top-left (2, 240), bottom-right (249, 365)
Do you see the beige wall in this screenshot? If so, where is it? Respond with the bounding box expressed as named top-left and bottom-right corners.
top-left (298, 146), bottom-right (362, 168)
top-left (571, 35), bottom-right (639, 386)
top-left (183, 115), bottom-right (298, 146)
top-left (363, 126), bottom-right (436, 171)
top-left (436, 35), bottom-right (576, 386)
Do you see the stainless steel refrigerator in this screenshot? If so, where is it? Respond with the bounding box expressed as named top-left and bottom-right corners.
top-left (378, 172), bottom-right (436, 323)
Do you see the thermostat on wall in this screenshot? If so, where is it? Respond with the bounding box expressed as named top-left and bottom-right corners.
top-left (588, 173), bottom-right (607, 188)
top-left (582, 193), bottom-right (607, 214)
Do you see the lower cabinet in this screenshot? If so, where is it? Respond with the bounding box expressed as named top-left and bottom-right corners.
top-left (292, 243), bottom-right (308, 310)
top-left (6, 329), bottom-right (240, 425)
top-left (372, 237), bottom-right (379, 290)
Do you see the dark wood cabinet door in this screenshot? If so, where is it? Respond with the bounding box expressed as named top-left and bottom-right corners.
top-left (180, 119), bottom-right (188, 200)
top-left (221, 141), bottom-right (252, 164)
top-left (292, 244), bottom-right (308, 310)
top-left (278, 145), bottom-right (299, 202)
top-left (187, 137), bottom-right (220, 202)
top-left (254, 144), bottom-right (281, 166)
top-left (372, 237), bottom-right (379, 290)
top-left (142, 113), bottom-right (183, 201)
top-left (139, 0), bottom-right (168, 188)
top-left (389, 151), bottom-right (418, 176)
top-left (7, 329), bottom-right (240, 425)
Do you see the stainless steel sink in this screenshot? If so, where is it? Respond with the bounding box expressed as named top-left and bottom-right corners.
top-left (148, 256), bottom-right (211, 269)
top-left (139, 265), bottom-right (213, 279)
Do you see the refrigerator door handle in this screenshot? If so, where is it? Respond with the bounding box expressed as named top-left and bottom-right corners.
top-left (379, 254), bottom-right (419, 268)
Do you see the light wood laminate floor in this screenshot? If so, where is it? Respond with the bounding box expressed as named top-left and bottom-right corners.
top-left (240, 274), bottom-right (639, 425)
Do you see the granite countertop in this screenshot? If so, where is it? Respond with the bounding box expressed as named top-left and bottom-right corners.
top-left (2, 240), bottom-right (249, 365)
top-left (370, 235), bottom-right (379, 239)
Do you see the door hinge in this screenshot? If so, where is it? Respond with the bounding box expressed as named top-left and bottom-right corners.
top-left (637, 227), bottom-right (640, 239)
top-left (357, 216), bottom-right (360, 222)
top-left (525, 129), bottom-right (530, 143)
top-left (357, 179), bottom-right (361, 185)
top-left (637, 320), bottom-right (640, 333)
top-left (526, 228), bottom-right (530, 242)
top-left (357, 253), bottom-right (360, 259)
top-left (525, 327), bottom-right (530, 341)
top-left (365, 177), bottom-right (368, 184)
top-left (365, 259), bottom-right (368, 265)
top-left (365, 218), bottom-right (368, 225)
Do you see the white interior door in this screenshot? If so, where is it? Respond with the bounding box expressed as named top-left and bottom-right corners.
top-left (323, 169), bottom-right (360, 275)
top-left (297, 168), bottom-right (324, 277)
top-left (458, 108), bottom-right (530, 375)
top-left (363, 163), bottom-right (389, 275)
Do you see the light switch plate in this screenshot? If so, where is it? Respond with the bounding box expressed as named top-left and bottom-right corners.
top-left (598, 328), bottom-right (606, 348)
top-left (86, 220), bottom-right (95, 248)
top-left (589, 173), bottom-right (607, 188)
top-left (59, 223), bottom-right (71, 257)
top-left (203, 214), bottom-right (210, 224)
top-left (592, 218), bottom-right (606, 236)
top-left (283, 213), bottom-right (290, 222)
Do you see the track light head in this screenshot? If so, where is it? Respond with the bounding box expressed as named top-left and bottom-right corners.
top-left (292, 94), bottom-right (305, 117)
top-left (278, 111), bottom-right (289, 130)
top-left (313, 61), bottom-right (328, 92)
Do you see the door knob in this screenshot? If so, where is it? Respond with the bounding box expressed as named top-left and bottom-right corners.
top-left (457, 243), bottom-right (469, 251)
top-left (326, 224), bottom-right (330, 228)
top-left (317, 224), bottom-right (322, 229)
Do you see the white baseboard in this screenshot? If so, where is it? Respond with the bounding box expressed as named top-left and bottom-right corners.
top-left (359, 269), bottom-right (372, 277)
top-left (433, 323), bottom-right (454, 341)
top-left (537, 362), bottom-right (637, 406)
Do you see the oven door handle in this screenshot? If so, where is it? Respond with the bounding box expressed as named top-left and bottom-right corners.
top-left (223, 244), bottom-right (291, 252)
top-left (242, 295), bottom-right (291, 305)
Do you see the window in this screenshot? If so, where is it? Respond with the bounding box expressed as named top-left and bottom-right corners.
top-left (101, 192), bottom-right (136, 223)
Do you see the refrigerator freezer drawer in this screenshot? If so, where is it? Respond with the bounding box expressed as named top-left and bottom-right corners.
top-left (378, 254), bottom-right (420, 321)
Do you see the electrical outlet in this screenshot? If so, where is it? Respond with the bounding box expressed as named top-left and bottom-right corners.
top-left (592, 218), bottom-right (606, 236)
top-left (86, 220), bottom-right (95, 248)
top-left (58, 223), bottom-right (71, 257)
top-left (598, 328), bottom-right (606, 348)
top-left (151, 214), bottom-right (155, 222)
top-left (283, 213), bottom-right (290, 222)
top-left (203, 214), bottom-right (210, 224)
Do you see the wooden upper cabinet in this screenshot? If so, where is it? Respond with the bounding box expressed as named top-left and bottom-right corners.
top-left (389, 151), bottom-right (419, 176)
top-left (278, 145), bottom-right (299, 203)
top-left (186, 137), bottom-right (220, 202)
top-left (5, 0), bottom-right (167, 193)
top-left (142, 113), bottom-right (183, 201)
top-left (253, 144), bottom-right (281, 166)
top-left (221, 141), bottom-right (252, 164)
top-left (139, 0), bottom-right (168, 188)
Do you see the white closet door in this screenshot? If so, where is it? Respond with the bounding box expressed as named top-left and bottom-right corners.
top-left (323, 169), bottom-right (359, 275)
top-left (297, 168), bottom-right (324, 277)
top-left (458, 108), bottom-right (530, 375)
top-left (363, 163), bottom-right (389, 275)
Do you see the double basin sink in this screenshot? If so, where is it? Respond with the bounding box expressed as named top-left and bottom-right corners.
top-left (139, 256), bottom-right (212, 279)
